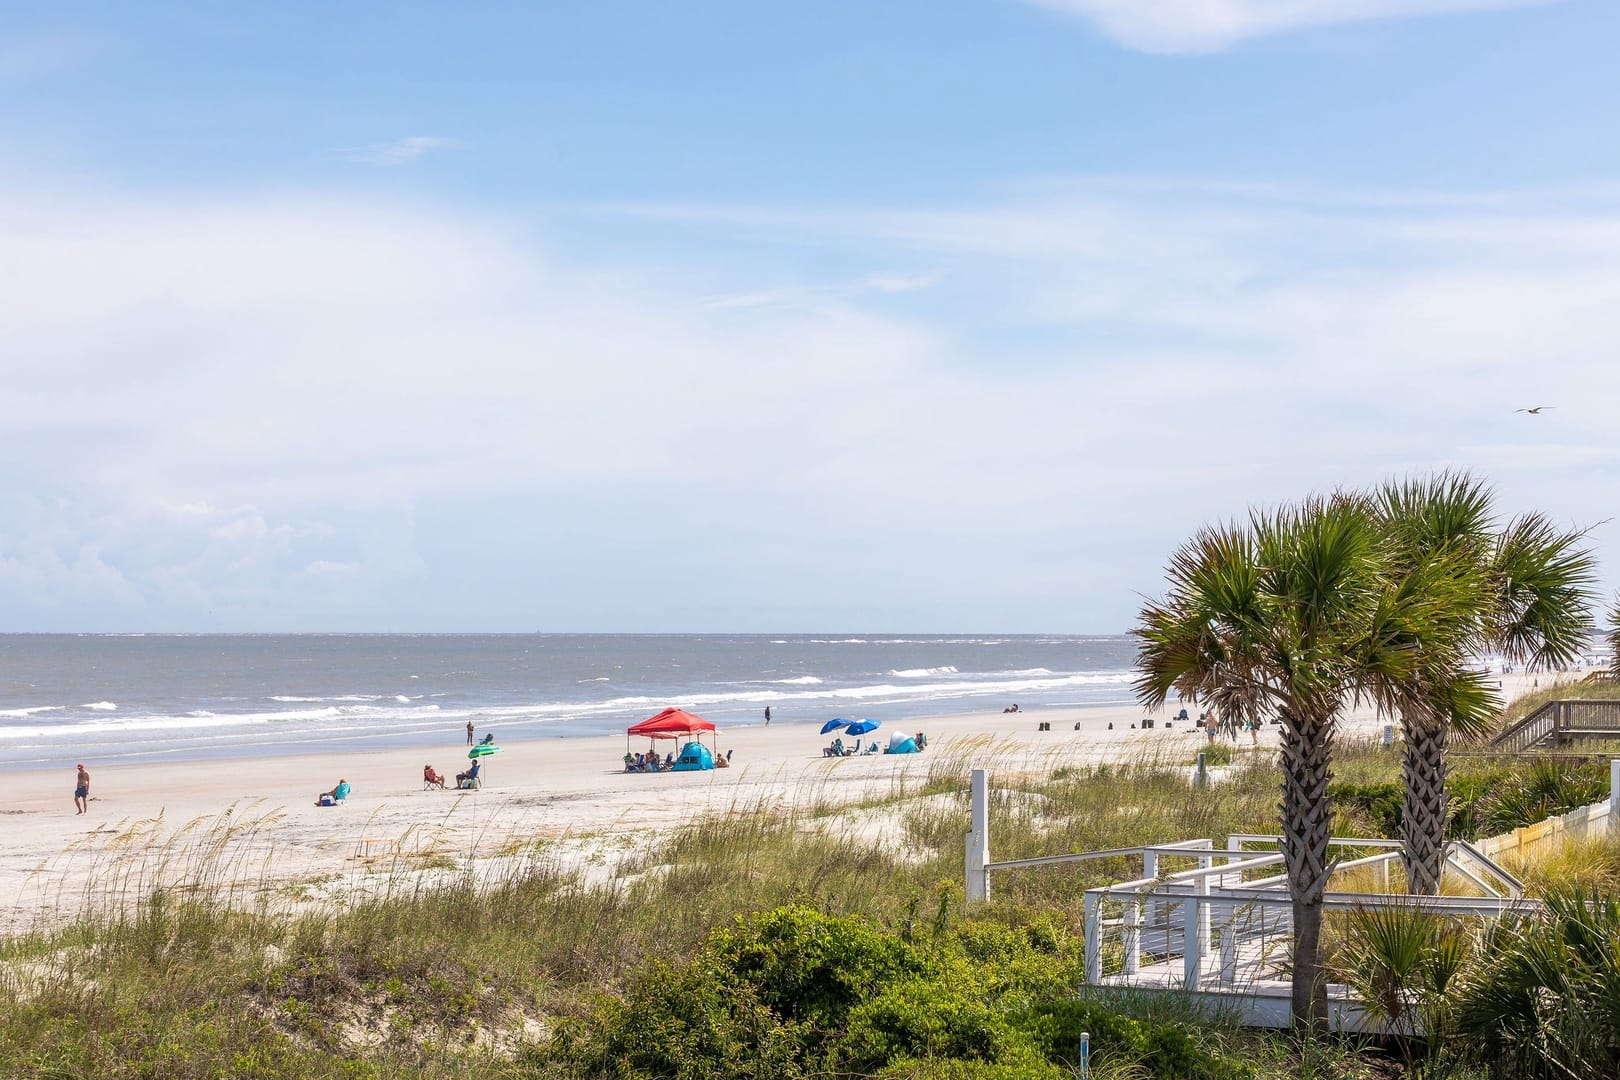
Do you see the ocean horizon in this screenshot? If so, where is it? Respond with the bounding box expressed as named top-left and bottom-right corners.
top-left (0, 633), bottom-right (1139, 771)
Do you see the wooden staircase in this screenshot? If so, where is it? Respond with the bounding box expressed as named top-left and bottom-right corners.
top-left (1491, 698), bottom-right (1620, 753)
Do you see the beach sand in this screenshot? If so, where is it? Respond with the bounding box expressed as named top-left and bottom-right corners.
top-left (0, 671), bottom-right (1556, 935)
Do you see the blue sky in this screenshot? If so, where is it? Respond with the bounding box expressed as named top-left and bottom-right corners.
top-left (2, 0), bottom-right (1618, 631)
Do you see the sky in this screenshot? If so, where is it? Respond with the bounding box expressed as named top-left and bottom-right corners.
top-left (2, 0), bottom-right (1618, 633)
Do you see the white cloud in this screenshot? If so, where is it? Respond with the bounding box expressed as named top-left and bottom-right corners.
top-left (704, 270), bottom-right (940, 309)
top-left (1025, 0), bottom-right (1557, 53)
top-left (0, 178), bottom-right (1617, 629)
top-left (335, 135), bottom-right (457, 166)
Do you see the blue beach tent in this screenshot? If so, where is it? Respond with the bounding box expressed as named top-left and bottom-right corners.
top-left (670, 740), bottom-right (715, 771)
top-left (886, 730), bottom-right (920, 754)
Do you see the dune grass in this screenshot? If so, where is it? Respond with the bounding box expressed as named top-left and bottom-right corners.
top-left (0, 736), bottom-right (1597, 1078)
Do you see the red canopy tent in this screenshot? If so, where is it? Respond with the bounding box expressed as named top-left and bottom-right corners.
top-left (627, 707), bottom-right (717, 740)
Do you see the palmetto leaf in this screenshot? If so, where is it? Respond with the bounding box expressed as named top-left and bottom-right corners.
top-left (1490, 512), bottom-right (1598, 670)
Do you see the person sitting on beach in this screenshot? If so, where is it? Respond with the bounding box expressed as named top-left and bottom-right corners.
top-left (624, 752), bottom-right (639, 772)
top-left (423, 765), bottom-right (446, 789)
top-left (1003, 703), bottom-right (1020, 713)
top-left (479, 732), bottom-right (495, 746)
top-left (827, 736), bottom-right (845, 758)
top-left (455, 761), bottom-right (481, 787)
top-left (915, 732), bottom-right (928, 750)
top-left (316, 779), bottom-right (351, 806)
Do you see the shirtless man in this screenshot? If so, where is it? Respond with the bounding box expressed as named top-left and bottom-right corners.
top-left (74, 763), bottom-right (90, 814)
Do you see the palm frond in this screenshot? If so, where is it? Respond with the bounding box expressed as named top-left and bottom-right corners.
top-left (1490, 513), bottom-right (1598, 669)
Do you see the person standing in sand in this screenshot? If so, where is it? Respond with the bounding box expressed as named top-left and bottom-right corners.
top-left (466, 720), bottom-right (475, 746)
top-left (764, 706), bottom-right (771, 726)
top-left (74, 763), bottom-right (90, 814)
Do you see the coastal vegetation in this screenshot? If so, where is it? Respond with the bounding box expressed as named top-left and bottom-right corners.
top-left (2, 740), bottom-right (1615, 1078)
top-left (1133, 474), bottom-right (1597, 1030)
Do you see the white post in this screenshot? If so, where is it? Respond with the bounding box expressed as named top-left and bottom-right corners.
top-left (1182, 893), bottom-right (1203, 990)
top-left (1611, 759), bottom-right (1619, 836)
top-left (966, 768), bottom-right (990, 903)
top-left (1143, 849), bottom-right (1159, 931)
top-left (1123, 899), bottom-right (1141, 977)
top-left (1084, 891), bottom-right (1102, 985)
top-left (1218, 912), bottom-right (1237, 987)
top-left (1195, 857), bottom-right (1212, 986)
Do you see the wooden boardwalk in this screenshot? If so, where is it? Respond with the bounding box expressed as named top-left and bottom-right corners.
top-left (1492, 698), bottom-right (1620, 752)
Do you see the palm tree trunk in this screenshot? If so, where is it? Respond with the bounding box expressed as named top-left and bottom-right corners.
top-left (1279, 705), bottom-right (1334, 1033)
top-left (1400, 716), bottom-right (1447, 896)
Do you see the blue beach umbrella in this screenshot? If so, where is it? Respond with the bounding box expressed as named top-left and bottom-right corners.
top-left (844, 718), bottom-right (881, 737)
top-left (819, 718), bottom-right (850, 735)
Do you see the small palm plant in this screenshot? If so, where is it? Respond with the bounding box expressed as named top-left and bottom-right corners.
top-left (1453, 886), bottom-right (1620, 1078)
top-left (1338, 903), bottom-right (1476, 1075)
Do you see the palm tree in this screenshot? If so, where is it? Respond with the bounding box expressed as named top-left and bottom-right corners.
top-left (1375, 474), bottom-right (1498, 897)
top-left (1377, 475), bottom-right (1596, 895)
top-left (1135, 494), bottom-right (1479, 1030)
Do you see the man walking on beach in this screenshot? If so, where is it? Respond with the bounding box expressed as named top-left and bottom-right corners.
top-left (74, 763), bottom-right (90, 814)
top-left (764, 706), bottom-right (771, 726)
top-left (466, 721), bottom-right (475, 746)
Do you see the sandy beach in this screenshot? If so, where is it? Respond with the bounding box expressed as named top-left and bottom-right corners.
top-left (0, 672), bottom-right (1557, 936)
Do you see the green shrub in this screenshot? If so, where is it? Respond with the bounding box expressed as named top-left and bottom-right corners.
top-left (872, 1058), bottom-right (1067, 1080)
top-left (1476, 760), bottom-right (1609, 836)
top-left (1023, 998), bottom-right (1252, 1080)
top-left (839, 980), bottom-right (1040, 1073)
top-left (1454, 885), bottom-right (1620, 1078)
top-left (703, 905), bottom-right (931, 1029)
top-left (945, 916), bottom-right (1082, 1004)
top-left (1328, 781), bottom-right (1403, 838)
top-left (1448, 759), bottom-right (1609, 838)
top-left (557, 962), bottom-right (810, 1080)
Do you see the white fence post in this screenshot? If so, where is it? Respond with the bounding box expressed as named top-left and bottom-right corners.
top-left (1123, 898), bottom-right (1141, 977)
top-left (1218, 911), bottom-right (1238, 987)
top-left (1084, 891), bottom-right (1102, 985)
top-left (966, 768), bottom-right (990, 904)
top-left (1143, 849), bottom-right (1158, 929)
top-left (1182, 891), bottom-right (1204, 991)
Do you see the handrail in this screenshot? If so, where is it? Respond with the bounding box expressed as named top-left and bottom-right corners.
top-left (1227, 833), bottom-right (1406, 850)
top-left (1089, 883), bottom-right (1544, 914)
top-left (983, 840), bottom-right (1219, 872)
top-left (1491, 699), bottom-right (1560, 751)
top-left (1491, 698), bottom-right (1620, 752)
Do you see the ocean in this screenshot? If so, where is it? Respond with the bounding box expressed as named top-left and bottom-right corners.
top-left (0, 634), bottom-right (1138, 771)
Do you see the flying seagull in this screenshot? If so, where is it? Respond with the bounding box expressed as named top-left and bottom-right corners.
top-left (1514, 406), bottom-right (1554, 414)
